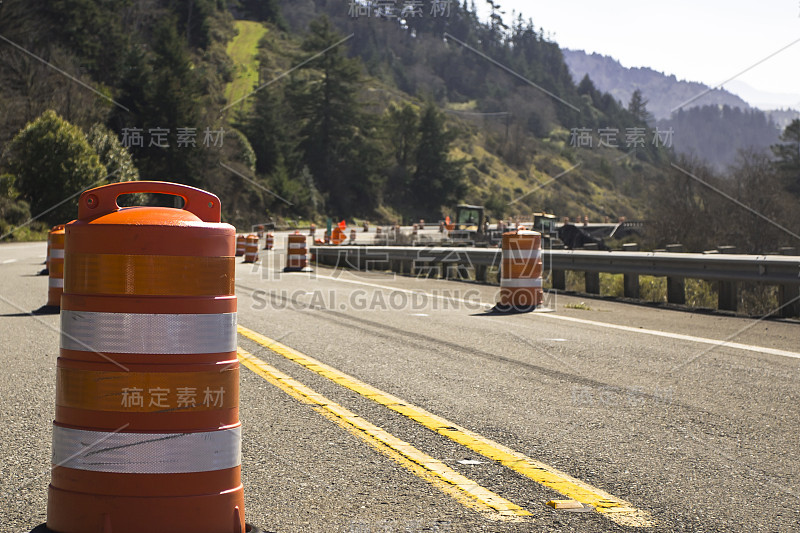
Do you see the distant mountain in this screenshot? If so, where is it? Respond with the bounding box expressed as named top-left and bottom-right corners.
top-left (724, 80), bottom-right (800, 111)
top-left (562, 49), bottom-right (751, 120)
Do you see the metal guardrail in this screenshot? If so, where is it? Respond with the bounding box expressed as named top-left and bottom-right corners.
top-left (311, 245), bottom-right (800, 317)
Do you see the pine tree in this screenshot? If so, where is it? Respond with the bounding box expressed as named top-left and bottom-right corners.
top-left (627, 89), bottom-right (652, 124)
top-left (410, 103), bottom-right (466, 216)
top-left (772, 119), bottom-right (800, 194)
top-left (287, 16), bottom-right (380, 215)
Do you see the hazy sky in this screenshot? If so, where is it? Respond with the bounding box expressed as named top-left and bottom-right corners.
top-left (474, 1), bottom-right (800, 103)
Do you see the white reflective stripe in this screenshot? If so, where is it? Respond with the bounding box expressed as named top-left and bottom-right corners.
top-left (288, 243), bottom-right (307, 249)
top-left (50, 249), bottom-right (65, 259)
top-left (60, 311), bottom-right (237, 354)
top-left (502, 249), bottom-right (542, 260)
top-left (501, 278), bottom-right (544, 288)
top-left (52, 426), bottom-right (241, 474)
top-left (514, 230), bottom-right (540, 236)
top-left (49, 278), bottom-right (64, 288)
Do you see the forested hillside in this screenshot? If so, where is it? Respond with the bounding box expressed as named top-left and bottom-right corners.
top-left (0, 0), bottom-right (798, 254)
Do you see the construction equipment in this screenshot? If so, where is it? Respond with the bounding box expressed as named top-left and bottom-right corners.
top-left (449, 204), bottom-right (500, 246)
top-left (450, 205), bottom-right (557, 247)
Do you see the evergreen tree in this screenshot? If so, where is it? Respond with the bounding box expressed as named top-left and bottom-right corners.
top-left (772, 119), bottom-right (800, 195)
top-left (287, 16), bottom-right (382, 215)
top-left (627, 89), bottom-right (652, 124)
top-left (86, 124), bottom-right (140, 183)
top-left (410, 103), bottom-right (466, 216)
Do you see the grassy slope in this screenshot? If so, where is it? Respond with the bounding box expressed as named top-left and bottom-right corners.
top-left (224, 20), bottom-right (269, 115)
top-left (224, 20), bottom-right (655, 223)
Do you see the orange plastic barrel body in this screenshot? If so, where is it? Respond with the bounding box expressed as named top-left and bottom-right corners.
top-left (284, 232), bottom-right (309, 272)
top-left (498, 230), bottom-right (543, 310)
top-left (263, 233), bottom-right (274, 250)
top-left (350, 229), bottom-right (356, 243)
top-left (257, 225), bottom-right (264, 238)
top-left (47, 225), bottom-right (66, 307)
top-left (48, 181), bottom-right (244, 533)
top-left (243, 234), bottom-right (259, 263)
top-left (331, 227), bottom-right (346, 245)
top-left (235, 234), bottom-right (246, 256)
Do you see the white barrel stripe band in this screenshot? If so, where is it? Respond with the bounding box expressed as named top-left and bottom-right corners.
top-left (52, 426), bottom-right (241, 474)
top-left (60, 311), bottom-right (237, 354)
top-left (50, 249), bottom-right (65, 259)
top-left (502, 249), bottom-right (542, 260)
top-left (514, 230), bottom-right (540, 236)
top-left (288, 243), bottom-right (307, 249)
top-left (49, 278), bottom-right (64, 288)
top-left (501, 278), bottom-right (544, 288)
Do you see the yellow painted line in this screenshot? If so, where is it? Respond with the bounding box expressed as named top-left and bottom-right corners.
top-left (238, 325), bottom-right (654, 528)
top-left (236, 347), bottom-right (531, 519)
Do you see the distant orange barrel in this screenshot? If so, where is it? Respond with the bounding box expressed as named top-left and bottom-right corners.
top-left (243, 234), bottom-right (259, 263)
top-left (284, 232), bottom-right (310, 272)
top-left (331, 227), bottom-right (346, 245)
top-left (45, 181), bottom-right (249, 533)
top-left (496, 230), bottom-right (543, 312)
top-left (350, 229), bottom-right (356, 243)
top-left (47, 225), bottom-right (66, 307)
top-left (263, 232), bottom-right (274, 250)
top-left (235, 234), bottom-right (246, 256)
top-left (257, 225), bottom-right (264, 238)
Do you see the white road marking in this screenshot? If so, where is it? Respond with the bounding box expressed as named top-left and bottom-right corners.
top-left (312, 273), bottom-right (800, 360)
top-left (2, 259), bottom-right (17, 264)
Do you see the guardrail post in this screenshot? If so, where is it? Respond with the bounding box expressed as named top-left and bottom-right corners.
top-left (665, 244), bottom-right (686, 304)
top-left (717, 246), bottom-right (739, 311)
top-left (585, 271), bottom-right (600, 294)
top-left (779, 283), bottom-right (800, 318)
top-left (622, 243), bottom-right (640, 298)
top-left (552, 269), bottom-right (566, 290)
top-left (778, 248), bottom-right (799, 318)
top-left (475, 265), bottom-right (488, 283)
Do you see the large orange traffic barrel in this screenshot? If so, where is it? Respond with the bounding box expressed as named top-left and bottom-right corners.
top-left (47, 225), bottom-right (66, 307)
top-left (243, 234), bottom-right (259, 263)
top-left (235, 234), bottom-right (246, 256)
top-left (284, 231), bottom-right (311, 272)
top-left (494, 229), bottom-right (543, 313)
top-left (38, 181), bottom-right (258, 533)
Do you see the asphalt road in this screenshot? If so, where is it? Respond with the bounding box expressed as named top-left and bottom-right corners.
top-left (2, 238), bottom-right (799, 532)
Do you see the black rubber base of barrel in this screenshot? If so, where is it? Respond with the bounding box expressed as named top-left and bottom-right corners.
top-left (489, 303), bottom-right (536, 314)
top-left (32, 523), bottom-right (272, 533)
top-left (31, 305), bottom-right (60, 315)
top-left (283, 267), bottom-right (313, 272)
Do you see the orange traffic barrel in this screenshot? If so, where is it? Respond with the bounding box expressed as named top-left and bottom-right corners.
top-left (331, 227), bottom-right (346, 245)
top-left (256, 225), bottom-right (264, 238)
top-left (235, 234), bottom-right (246, 256)
top-left (39, 181), bottom-right (258, 533)
top-left (284, 231), bottom-right (311, 272)
top-left (243, 234), bottom-right (259, 263)
top-left (495, 229), bottom-right (543, 313)
top-left (263, 232), bottom-right (274, 250)
top-left (350, 229), bottom-right (356, 243)
top-left (47, 225), bottom-right (66, 307)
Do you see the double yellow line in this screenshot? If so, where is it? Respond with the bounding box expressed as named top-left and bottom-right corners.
top-left (238, 324), bottom-right (653, 527)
